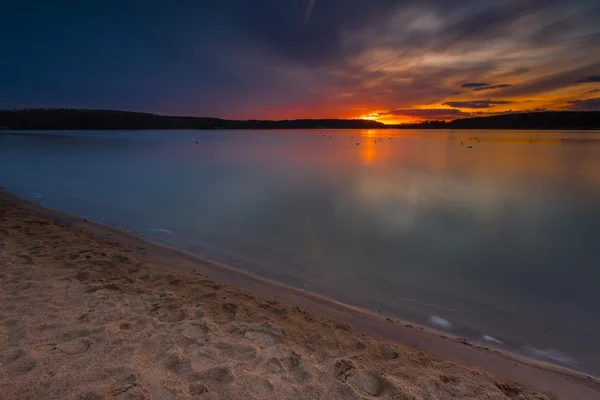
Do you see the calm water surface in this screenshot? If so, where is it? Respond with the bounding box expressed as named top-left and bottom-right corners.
top-left (1, 129), bottom-right (600, 374)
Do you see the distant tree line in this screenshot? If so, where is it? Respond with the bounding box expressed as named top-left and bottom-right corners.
top-left (0, 108), bottom-right (384, 130)
top-left (0, 108), bottom-right (599, 130)
top-left (393, 111), bottom-right (600, 130)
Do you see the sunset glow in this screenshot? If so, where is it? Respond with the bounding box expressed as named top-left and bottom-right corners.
top-left (1, 1), bottom-right (599, 123)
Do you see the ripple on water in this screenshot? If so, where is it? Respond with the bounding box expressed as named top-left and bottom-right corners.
top-left (428, 316), bottom-right (452, 331)
top-left (149, 228), bottom-right (174, 235)
top-left (522, 346), bottom-right (577, 367)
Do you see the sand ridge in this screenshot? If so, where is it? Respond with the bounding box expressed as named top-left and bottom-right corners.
top-left (0, 198), bottom-right (587, 399)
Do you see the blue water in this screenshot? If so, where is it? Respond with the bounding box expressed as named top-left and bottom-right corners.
top-left (1, 129), bottom-right (600, 374)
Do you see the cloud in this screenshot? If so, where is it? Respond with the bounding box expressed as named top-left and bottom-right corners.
top-left (381, 108), bottom-right (471, 120)
top-left (500, 64), bottom-right (600, 97)
top-left (304, 0), bottom-right (316, 24)
top-left (566, 97), bottom-right (600, 111)
top-left (472, 84), bottom-right (512, 91)
top-left (1, 0), bottom-right (600, 118)
top-left (443, 100), bottom-right (514, 109)
top-left (478, 107), bottom-right (547, 115)
top-left (226, 0), bottom-right (399, 67)
top-left (452, 91), bottom-right (466, 95)
top-left (461, 82), bottom-right (491, 88)
top-left (576, 76), bottom-right (600, 83)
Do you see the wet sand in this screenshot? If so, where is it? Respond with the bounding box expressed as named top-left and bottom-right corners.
top-left (1, 191), bottom-right (599, 399)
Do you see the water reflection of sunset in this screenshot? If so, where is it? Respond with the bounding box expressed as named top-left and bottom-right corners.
top-left (174, 130), bottom-right (600, 187)
top-left (359, 139), bottom-right (377, 166)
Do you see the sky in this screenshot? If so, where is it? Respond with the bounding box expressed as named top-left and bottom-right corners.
top-left (1, 0), bottom-right (599, 124)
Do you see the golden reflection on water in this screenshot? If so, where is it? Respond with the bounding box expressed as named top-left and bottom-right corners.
top-left (178, 129), bottom-right (600, 190)
top-left (351, 130), bottom-right (600, 183)
top-left (359, 138), bottom-right (377, 166)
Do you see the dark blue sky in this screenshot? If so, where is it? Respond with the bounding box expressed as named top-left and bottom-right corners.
top-left (1, 0), bottom-right (599, 122)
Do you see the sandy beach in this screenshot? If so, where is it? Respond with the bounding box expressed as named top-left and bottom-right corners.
top-left (0, 192), bottom-right (598, 399)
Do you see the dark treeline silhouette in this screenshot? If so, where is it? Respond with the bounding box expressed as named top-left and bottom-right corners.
top-left (0, 108), bottom-right (599, 130)
top-left (394, 111), bottom-right (600, 130)
top-left (0, 108), bottom-right (384, 130)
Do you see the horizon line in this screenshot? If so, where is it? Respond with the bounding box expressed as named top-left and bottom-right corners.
top-left (2, 107), bottom-right (598, 126)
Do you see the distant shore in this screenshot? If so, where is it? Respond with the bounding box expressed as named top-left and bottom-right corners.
top-left (1, 189), bottom-right (599, 399)
top-left (1, 108), bottom-right (600, 130)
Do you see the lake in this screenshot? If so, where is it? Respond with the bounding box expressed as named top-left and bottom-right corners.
top-left (1, 129), bottom-right (599, 374)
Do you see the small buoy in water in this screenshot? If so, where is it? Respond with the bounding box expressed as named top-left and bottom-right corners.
top-left (529, 139), bottom-right (532, 143)
top-left (195, 141), bottom-right (198, 144)
top-left (468, 145), bottom-right (472, 148)
top-left (356, 142), bottom-right (360, 145)
top-left (460, 142), bottom-right (463, 145)
top-left (374, 140), bottom-right (376, 144)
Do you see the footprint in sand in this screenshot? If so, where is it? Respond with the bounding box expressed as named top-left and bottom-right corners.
top-left (185, 344), bottom-right (217, 365)
top-left (262, 347), bottom-right (310, 383)
top-left (109, 344), bottom-right (135, 363)
top-left (334, 383), bottom-right (361, 400)
top-left (164, 354), bottom-right (193, 375)
top-left (244, 330), bottom-right (281, 347)
top-left (189, 366), bottom-right (235, 393)
top-left (124, 297), bottom-right (148, 314)
top-left (87, 297), bottom-right (118, 314)
top-left (96, 366), bottom-right (139, 396)
top-left (333, 359), bottom-right (386, 397)
top-left (265, 358), bottom-right (283, 374)
top-left (10, 254), bottom-right (33, 264)
top-left (259, 300), bottom-right (288, 316)
top-left (1, 349), bottom-right (37, 375)
top-left (379, 344), bottom-right (399, 360)
top-left (57, 327), bottom-right (102, 343)
top-left (180, 322), bottom-right (210, 341)
top-left (192, 306), bottom-right (206, 319)
top-left (150, 305), bottom-right (186, 323)
top-left (5, 276), bottom-right (32, 294)
top-left (283, 349), bottom-right (311, 383)
top-left (234, 322), bottom-right (284, 348)
top-left (110, 374), bottom-right (138, 396)
top-left (215, 341), bottom-right (258, 360)
top-left (334, 359), bottom-right (357, 381)
top-left (241, 373), bottom-right (275, 398)
top-left (56, 338), bottom-right (90, 355)
top-left (346, 369), bottom-right (385, 397)
top-left (189, 381), bottom-right (210, 396)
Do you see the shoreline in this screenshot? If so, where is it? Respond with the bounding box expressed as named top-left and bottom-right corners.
top-left (1, 189), bottom-right (599, 399)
